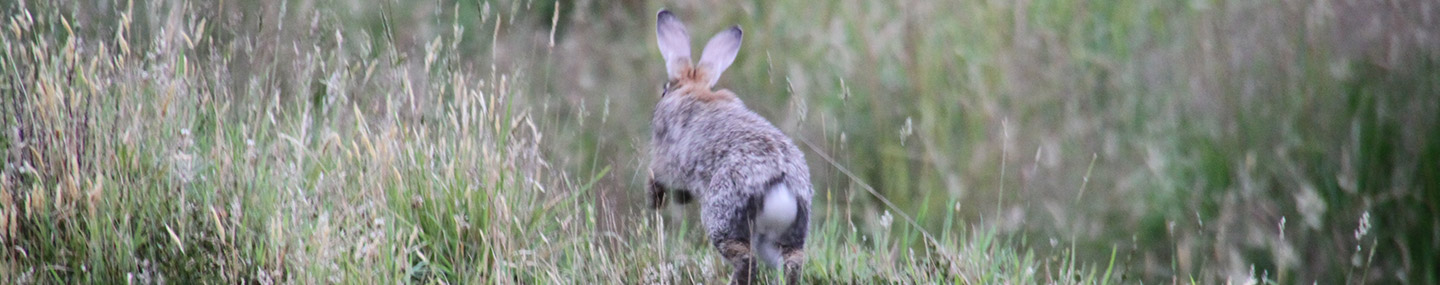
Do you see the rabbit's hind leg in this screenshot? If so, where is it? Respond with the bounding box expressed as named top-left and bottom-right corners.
top-left (774, 205), bottom-right (808, 284)
top-left (704, 193), bottom-right (759, 284)
top-left (781, 247), bottom-right (804, 285)
top-left (716, 239), bottom-right (757, 285)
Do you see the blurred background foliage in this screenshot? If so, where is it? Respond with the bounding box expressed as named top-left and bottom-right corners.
top-left (528, 0), bottom-right (1439, 283)
top-left (3, 0), bottom-right (1437, 283)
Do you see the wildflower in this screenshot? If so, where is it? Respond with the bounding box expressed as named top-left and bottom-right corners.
top-left (879, 210), bottom-right (893, 229)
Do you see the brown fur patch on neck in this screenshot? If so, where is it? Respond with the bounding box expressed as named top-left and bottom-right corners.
top-left (673, 67), bottom-right (737, 103)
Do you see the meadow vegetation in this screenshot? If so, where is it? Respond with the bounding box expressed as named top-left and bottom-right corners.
top-left (3, 0), bottom-right (1436, 284)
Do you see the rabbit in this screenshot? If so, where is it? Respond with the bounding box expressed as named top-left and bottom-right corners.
top-left (646, 9), bottom-right (813, 285)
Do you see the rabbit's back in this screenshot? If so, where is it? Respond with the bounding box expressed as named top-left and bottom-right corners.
top-left (650, 96), bottom-right (811, 203)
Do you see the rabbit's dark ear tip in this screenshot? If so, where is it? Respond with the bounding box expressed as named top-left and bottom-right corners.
top-left (730, 25), bottom-right (743, 35)
top-left (658, 9), bottom-right (672, 19)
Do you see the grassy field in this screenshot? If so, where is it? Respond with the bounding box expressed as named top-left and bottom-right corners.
top-left (3, 0), bottom-right (1437, 284)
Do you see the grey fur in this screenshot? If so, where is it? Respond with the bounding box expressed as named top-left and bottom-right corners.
top-left (647, 9), bottom-right (813, 285)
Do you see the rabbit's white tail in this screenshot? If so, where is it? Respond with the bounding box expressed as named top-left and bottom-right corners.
top-left (754, 182), bottom-right (798, 267)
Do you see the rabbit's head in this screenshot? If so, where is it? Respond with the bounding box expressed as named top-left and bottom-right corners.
top-left (655, 10), bottom-right (742, 101)
top-left (648, 9), bottom-right (755, 204)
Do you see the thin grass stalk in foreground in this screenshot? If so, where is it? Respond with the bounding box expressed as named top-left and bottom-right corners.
top-left (795, 136), bottom-right (962, 279)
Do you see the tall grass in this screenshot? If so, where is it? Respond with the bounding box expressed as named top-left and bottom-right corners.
top-left (535, 0), bottom-right (1438, 283)
top-left (0, 0), bottom-right (1100, 283)
top-left (4, 0), bottom-right (1437, 284)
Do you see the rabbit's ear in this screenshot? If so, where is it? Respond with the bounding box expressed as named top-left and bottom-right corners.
top-left (656, 10), bottom-right (692, 81)
top-left (697, 26), bottom-right (742, 88)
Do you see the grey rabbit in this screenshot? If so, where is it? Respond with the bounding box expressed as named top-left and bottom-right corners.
top-left (647, 9), bottom-right (813, 285)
